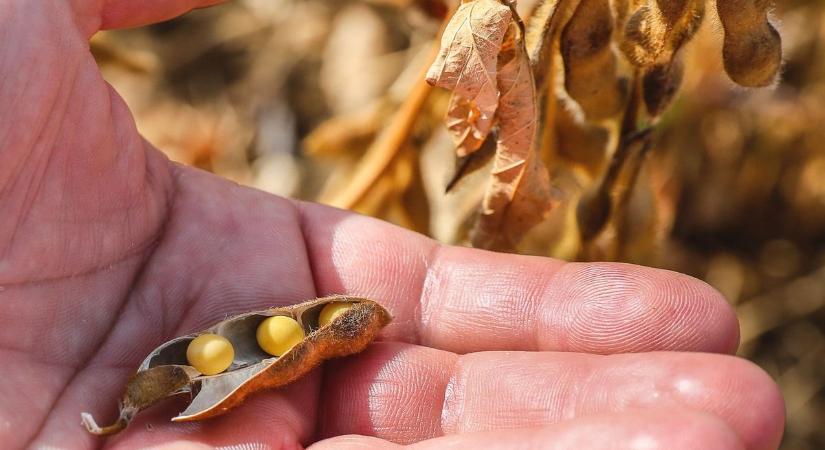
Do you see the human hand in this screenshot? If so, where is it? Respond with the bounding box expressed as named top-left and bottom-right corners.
top-left (0, 1), bottom-right (783, 449)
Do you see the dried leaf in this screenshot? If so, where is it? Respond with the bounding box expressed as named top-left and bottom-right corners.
top-left (82, 297), bottom-right (391, 435)
top-left (446, 132), bottom-right (497, 192)
top-left (427, 1), bottom-right (554, 250)
top-left (471, 18), bottom-right (555, 251)
top-left (426, 0), bottom-right (513, 156)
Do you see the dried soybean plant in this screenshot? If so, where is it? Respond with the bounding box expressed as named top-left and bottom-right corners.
top-left (305, 0), bottom-right (781, 254)
top-left (419, 0), bottom-right (782, 254)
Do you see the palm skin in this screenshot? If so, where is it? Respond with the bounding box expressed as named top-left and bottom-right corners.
top-left (0, 1), bottom-right (784, 449)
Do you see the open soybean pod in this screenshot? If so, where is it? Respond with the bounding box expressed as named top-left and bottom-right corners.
top-left (81, 296), bottom-right (391, 436)
top-left (560, 0), bottom-right (627, 120)
top-left (717, 0), bottom-right (782, 87)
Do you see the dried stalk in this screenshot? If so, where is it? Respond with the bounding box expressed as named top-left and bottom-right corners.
top-left (322, 47), bottom-right (436, 209)
top-left (576, 72), bottom-right (645, 248)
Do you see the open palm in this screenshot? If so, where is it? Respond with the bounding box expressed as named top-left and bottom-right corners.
top-left (0, 1), bottom-right (783, 449)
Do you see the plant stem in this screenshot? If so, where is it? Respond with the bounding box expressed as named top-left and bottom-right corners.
top-left (322, 46), bottom-right (436, 209)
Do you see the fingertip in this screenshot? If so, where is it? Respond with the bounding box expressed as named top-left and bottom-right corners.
top-left (403, 410), bottom-right (745, 450)
top-left (725, 358), bottom-right (786, 450)
top-left (544, 410), bottom-right (746, 450)
top-left (661, 411), bottom-right (747, 450)
top-left (542, 262), bottom-right (740, 354)
top-left (98, 0), bottom-right (226, 31)
top-left (309, 435), bottom-right (401, 450)
top-left (668, 269), bottom-right (741, 354)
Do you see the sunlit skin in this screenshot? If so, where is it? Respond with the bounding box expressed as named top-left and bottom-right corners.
top-left (0, 1), bottom-right (784, 449)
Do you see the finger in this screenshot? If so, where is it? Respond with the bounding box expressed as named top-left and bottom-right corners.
top-left (70, 0), bottom-right (225, 35)
top-left (319, 343), bottom-right (784, 450)
top-left (297, 203), bottom-right (739, 354)
top-left (312, 410), bottom-right (745, 450)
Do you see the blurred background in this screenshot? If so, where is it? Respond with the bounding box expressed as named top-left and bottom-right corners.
top-left (91, 0), bottom-right (825, 448)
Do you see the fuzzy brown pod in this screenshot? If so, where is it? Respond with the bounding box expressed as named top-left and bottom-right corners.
top-left (620, 0), bottom-right (705, 68)
top-left (642, 59), bottom-right (684, 117)
top-left (81, 296), bottom-right (392, 436)
top-left (717, 0), bottom-right (782, 87)
top-left (560, 0), bottom-right (627, 120)
top-left (554, 102), bottom-right (610, 176)
top-left (619, 0), bottom-right (702, 117)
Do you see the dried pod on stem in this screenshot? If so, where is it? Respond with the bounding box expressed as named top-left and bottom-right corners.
top-left (717, 0), bottom-right (782, 87)
top-left (560, 0), bottom-right (626, 120)
top-left (642, 58), bottom-right (684, 117)
top-left (620, 0), bottom-right (705, 68)
top-left (81, 296), bottom-right (391, 436)
top-left (576, 186), bottom-right (612, 242)
top-left (620, 0), bottom-right (703, 116)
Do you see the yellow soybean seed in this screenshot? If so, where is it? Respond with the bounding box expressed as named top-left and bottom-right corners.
top-left (186, 334), bottom-right (234, 375)
top-left (256, 316), bottom-right (305, 356)
top-left (319, 302), bottom-right (354, 327)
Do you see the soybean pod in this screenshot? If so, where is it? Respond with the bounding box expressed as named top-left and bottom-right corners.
top-left (81, 296), bottom-right (391, 436)
top-left (717, 0), bottom-right (782, 87)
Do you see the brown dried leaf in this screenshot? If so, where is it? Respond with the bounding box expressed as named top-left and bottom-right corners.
top-left (471, 19), bottom-right (555, 251)
top-left (426, 0), bottom-right (513, 156)
top-left (445, 133), bottom-right (497, 192)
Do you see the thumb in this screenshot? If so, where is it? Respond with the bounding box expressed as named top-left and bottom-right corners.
top-left (72, 0), bottom-right (226, 37)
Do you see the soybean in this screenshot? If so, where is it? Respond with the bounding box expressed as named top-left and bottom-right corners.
top-left (256, 316), bottom-right (305, 357)
top-left (186, 334), bottom-right (234, 376)
top-left (319, 302), bottom-right (354, 327)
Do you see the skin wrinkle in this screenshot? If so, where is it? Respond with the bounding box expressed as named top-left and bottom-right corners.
top-left (292, 200), bottom-right (322, 301)
top-left (22, 125), bottom-right (177, 448)
top-left (439, 360), bottom-right (463, 434)
top-left (1, 3), bottom-right (87, 261)
top-left (530, 260), bottom-right (568, 351)
top-left (421, 250), bottom-right (555, 353)
top-left (437, 356), bottom-right (460, 438)
top-left (412, 242), bottom-right (443, 348)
